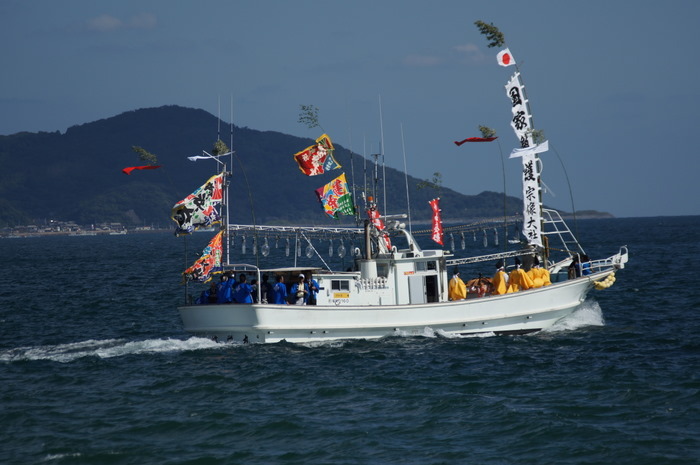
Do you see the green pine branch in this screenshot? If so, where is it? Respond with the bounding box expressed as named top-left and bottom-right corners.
top-left (474, 21), bottom-right (505, 48)
top-left (131, 146), bottom-right (158, 165)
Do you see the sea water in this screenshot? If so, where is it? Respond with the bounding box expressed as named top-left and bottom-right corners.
top-left (1, 216), bottom-right (698, 464)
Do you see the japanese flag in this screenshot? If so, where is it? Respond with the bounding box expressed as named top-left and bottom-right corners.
top-left (497, 48), bottom-right (516, 67)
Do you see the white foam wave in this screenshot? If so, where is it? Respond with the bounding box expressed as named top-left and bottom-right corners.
top-left (0, 337), bottom-right (221, 363)
top-left (43, 452), bottom-right (82, 462)
top-left (543, 299), bottom-right (606, 333)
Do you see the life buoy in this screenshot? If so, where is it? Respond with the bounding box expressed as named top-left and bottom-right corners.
top-left (593, 273), bottom-right (616, 290)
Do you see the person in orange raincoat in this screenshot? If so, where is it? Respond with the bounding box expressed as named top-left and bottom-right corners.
top-left (527, 256), bottom-right (551, 288)
top-left (448, 269), bottom-right (467, 301)
top-left (491, 261), bottom-right (509, 295)
top-left (508, 257), bottom-right (534, 293)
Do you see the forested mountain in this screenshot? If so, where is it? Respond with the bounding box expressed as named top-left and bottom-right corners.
top-left (0, 105), bottom-right (546, 228)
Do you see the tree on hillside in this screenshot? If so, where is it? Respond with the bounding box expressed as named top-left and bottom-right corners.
top-left (417, 172), bottom-right (443, 198)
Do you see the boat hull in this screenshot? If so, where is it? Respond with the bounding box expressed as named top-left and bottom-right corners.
top-left (179, 274), bottom-right (601, 344)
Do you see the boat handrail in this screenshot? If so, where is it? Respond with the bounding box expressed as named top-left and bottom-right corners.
top-left (541, 209), bottom-right (586, 256)
top-left (222, 263), bottom-right (262, 303)
top-left (446, 248), bottom-right (533, 266)
top-left (227, 224), bottom-right (363, 234)
top-left (590, 246), bottom-right (629, 272)
top-left (550, 246), bottom-right (629, 277)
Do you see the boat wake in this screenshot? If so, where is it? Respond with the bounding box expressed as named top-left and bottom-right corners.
top-left (0, 337), bottom-right (221, 363)
top-left (543, 299), bottom-right (605, 333)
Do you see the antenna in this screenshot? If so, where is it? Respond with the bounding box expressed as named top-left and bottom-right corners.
top-left (363, 135), bottom-right (368, 212)
top-left (378, 95), bottom-right (387, 212)
top-left (400, 123), bottom-right (412, 233)
top-left (230, 94), bottom-right (234, 155)
top-left (345, 97), bottom-right (357, 219)
top-left (217, 95), bottom-right (221, 142)
top-left (372, 152), bottom-right (380, 205)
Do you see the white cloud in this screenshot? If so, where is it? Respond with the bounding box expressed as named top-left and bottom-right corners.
top-left (86, 14), bottom-right (123, 32)
top-left (453, 43), bottom-right (485, 63)
top-left (85, 13), bottom-right (157, 32)
top-left (403, 54), bottom-right (442, 67)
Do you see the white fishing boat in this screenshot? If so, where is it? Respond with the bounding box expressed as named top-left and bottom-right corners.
top-left (173, 46), bottom-right (629, 344)
top-left (176, 214), bottom-right (627, 343)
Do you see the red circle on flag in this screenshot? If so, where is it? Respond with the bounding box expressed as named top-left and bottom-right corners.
top-left (502, 53), bottom-right (511, 65)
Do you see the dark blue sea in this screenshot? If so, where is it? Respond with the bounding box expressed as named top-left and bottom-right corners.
top-left (1, 216), bottom-right (699, 464)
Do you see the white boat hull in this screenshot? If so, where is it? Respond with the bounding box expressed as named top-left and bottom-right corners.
top-left (179, 273), bottom-right (602, 344)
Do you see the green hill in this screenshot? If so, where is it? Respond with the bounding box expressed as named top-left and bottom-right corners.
top-left (0, 105), bottom-right (584, 228)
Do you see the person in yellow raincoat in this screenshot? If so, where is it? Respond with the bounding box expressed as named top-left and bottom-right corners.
top-left (491, 261), bottom-right (509, 295)
top-left (508, 257), bottom-right (534, 293)
top-left (527, 256), bottom-right (551, 288)
top-left (448, 269), bottom-right (467, 301)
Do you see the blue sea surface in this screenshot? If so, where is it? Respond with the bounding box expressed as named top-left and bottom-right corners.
top-left (1, 216), bottom-right (699, 464)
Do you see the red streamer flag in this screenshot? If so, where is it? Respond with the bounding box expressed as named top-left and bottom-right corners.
top-left (122, 165), bottom-right (162, 175)
top-left (429, 198), bottom-right (444, 245)
top-left (367, 200), bottom-right (392, 250)
top-left (454, 137), bottom-right (497, 146)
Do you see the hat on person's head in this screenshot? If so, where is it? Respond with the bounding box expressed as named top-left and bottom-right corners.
top-left (298, 273), bottom-right (305, 279)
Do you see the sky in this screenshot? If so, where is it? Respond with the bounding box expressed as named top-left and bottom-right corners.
top-left (2, 0), bottom-right (699, 218)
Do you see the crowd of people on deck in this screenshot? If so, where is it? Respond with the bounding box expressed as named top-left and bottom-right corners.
top-left (448, 253), bottom-right (592, 301)
top-left (196, 272), bottom-right (319, 306)
top-left (197, 253), bottom-right (590, 305)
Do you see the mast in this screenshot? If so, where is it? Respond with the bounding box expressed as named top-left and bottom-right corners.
top-left (226, 96), bottom-right (234, 267)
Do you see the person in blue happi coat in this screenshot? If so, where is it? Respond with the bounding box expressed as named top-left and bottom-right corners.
top-left (197, 281), bottom-right (218, 304)
top-left (307, 275), bottom-right (319, 305)
top-left (272, 275), bottom-right (288, 305)
top-left (216, 273), bottom-right (234, 303)
top-left (232, 273), bottom-right (253, 304)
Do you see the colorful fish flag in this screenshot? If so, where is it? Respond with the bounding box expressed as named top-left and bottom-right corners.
top-left (183, 231), bottom-right (223, 282)
top-left (454, 137), bottom-right (498, 146)
top-left (122, 165), bottom-right (162, 175)
top-left (314, 173), bottom-right (355, 219)
top-left (497, 48), bottom-right (516, 67)
top-left (170, 173), bottom-right (223, 235)
top-left (293, 134), bottom-right (341, 176)
top-left (429, 198), bottom-right (444, 245)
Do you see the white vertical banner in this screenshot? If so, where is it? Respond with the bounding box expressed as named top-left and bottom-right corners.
top-left (505, 72), bottom-right (534, 149)
top-left (520, 152), bottom-right (542, 247)
top-left (506, 72), bottom-right (542, 248)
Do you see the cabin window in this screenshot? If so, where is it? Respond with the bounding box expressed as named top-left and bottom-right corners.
top-left (416, 262), bottom-right (427, 272)
top-left (331, 280), bottom-right (350, 291)
top-left (427, 261), bottom-right (437, 271)
top-left (377, 264), bottom-right (389, 278)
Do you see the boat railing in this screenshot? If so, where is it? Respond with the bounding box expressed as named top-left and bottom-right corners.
top-left (549, 246), bottom-right (629, 281)
top-left (541, 209), bottom-right (586, 257)
top-left (589, 246), bottom-right (629, 272)
top-left (446, 248), bottom-right (533, 267)
top-left (223, 263), bottom-right (262, 303)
